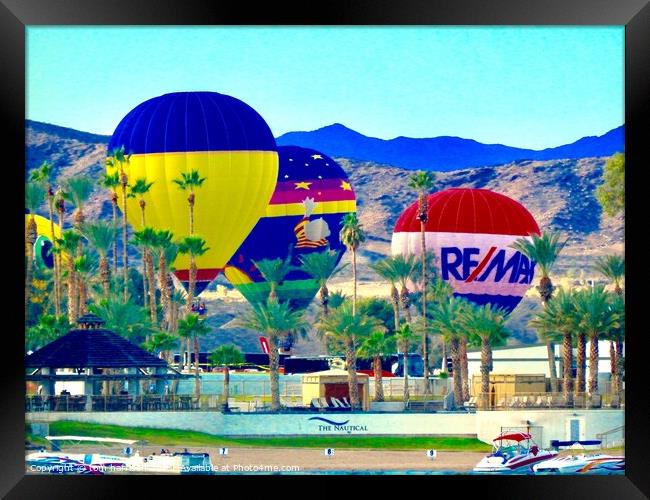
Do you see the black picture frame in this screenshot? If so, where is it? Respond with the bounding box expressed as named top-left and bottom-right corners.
top-left (2, 1), bottom-right (648, 497)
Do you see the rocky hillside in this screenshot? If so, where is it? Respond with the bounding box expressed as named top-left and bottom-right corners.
top-left (26, 120), bottom-right (624, 353)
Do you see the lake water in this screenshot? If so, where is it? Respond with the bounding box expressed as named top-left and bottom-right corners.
top-left (175, 373), bottom-right (303, 396)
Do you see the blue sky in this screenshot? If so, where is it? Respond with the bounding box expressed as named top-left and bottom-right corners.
top-left (26, 26), bottom-right (623, 150)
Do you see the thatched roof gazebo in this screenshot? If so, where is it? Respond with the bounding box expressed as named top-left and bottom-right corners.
top-left (26, 314), bottom-right (187, 411)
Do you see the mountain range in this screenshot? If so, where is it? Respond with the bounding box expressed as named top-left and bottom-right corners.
top-left (277, 123), bottom-right (624, 171)
top-left (25, 120), bottom-right (624, 352)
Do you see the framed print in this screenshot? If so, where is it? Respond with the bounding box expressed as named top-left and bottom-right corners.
top-left (2, 0), bottom-right (648, 497)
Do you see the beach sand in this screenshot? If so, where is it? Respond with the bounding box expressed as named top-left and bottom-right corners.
top-left (31, 445), bottom-right (488, 473)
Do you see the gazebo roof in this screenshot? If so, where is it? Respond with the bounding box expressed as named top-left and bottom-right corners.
top-left (25, 327), bottom-right (168, 369)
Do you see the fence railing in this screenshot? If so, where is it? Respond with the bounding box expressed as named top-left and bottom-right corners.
top-left (470, 391), bottom-right (624, 410)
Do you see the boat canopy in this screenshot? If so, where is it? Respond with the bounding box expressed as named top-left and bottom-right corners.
top-left (494, 432), bottom-right (532, 443)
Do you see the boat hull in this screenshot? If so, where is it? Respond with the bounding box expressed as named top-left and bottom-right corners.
top-left (473, 451), bottom-right (557, 473)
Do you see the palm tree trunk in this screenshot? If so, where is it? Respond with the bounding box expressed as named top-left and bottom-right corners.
top-left (320, 285), bottom-right (329, 316)
top-left (120, 173), bottom-right (129, 303)
top-left (390, 284), bottom-right (400, 331)
top-left (47, 196), bottom-right (61, 317)
top-left (459, 337), bottom-right (470, 402)
top-left (450, 337), bottom-right (462, 409)
top-left (112, 196), bottom-right (118, 276)
top-left (480, 337), bottom-right (490, 409)
top-left (609, 340), bottom-right (616, 393)
top-left (400, 286), bottom-right (412, 323)
top-left (67, 260), bottom-right (77, 323)
top-left (140, 203), bottom-right (148, 309)
top-left (223, 366), bottom-right (230, 410)
top-left (147, 251), bottom-right (156, 326)
top-left (268, 334), bottom-right (280, 411)
top-left (99, 254), bottom-right (111, 298)
top-left (352, 249), bottom-right (357, 316)
top-left (546, 341), bottom-right (559, 392)
top-left (373, 356), bottom-right (384, 402)
top-left (420, 214), bottom-right (430, 394)
top-left (78, 278), bottom-right (87, 315)
top-left (576, 333), bottom-right (586, 394)
top-left (57, 206), bottom-right (65, 316)
top-left (159, 257), bottom-right (170, 330)
top-left (187, 255), bottom-right (196, 313)
top-left (25, 217), bottom-right (37, 323)
top-left (194, 335), bottom-right (201, 398)
top-left (402, 348), bottom-right (410, 403)
top-left (562, 331), bottom-right (574, 406)
top-left (588, 333), bottom-right (599, 396)
top-left (615, 338), bottom-right (624, 403)
top-left (347, 341), bottom-right (361, 408)
top-left (188, 194), bottom-right (195, 235)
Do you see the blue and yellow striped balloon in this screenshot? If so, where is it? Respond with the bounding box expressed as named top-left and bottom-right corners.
top-left (107, 92), bottom-right (279, 294)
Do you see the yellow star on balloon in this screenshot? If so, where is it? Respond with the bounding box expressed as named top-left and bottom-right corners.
top-left (340, 181), bottom-right (352, 191)
top-left (295, 182), bottom-right (312, 190)
top-left (311, 154), bottom-right (323, 160)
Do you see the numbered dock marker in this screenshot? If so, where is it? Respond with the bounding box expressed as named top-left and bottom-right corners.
top-left (219, 447), bottom-right (229, 456)
top-left (324, 448), bottom-right (335, 458)
top-left (426, 449), bottom-right (437, 460)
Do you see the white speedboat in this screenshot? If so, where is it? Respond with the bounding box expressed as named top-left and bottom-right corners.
top-left (473, 432), bottom-right (557, 473)
top-left (533, 440), bottom-right (624, 474)
top-left (26, 436), bottom-right (213, 475)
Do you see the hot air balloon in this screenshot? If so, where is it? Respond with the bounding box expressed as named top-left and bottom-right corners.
top-left (107, 91), bottom-right (279, 295)
top-left (391, 188), bottom-right (540, 314)
top-left (25, 213), bottom-right (63, 270)
top-left (224, 146), bottom-right (356, 311)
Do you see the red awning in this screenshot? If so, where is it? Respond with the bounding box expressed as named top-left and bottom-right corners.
top-left (494, 432), bottom-right (532, 442)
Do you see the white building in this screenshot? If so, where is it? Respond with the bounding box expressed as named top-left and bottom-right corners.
top-left (466, 340), bottom-right (622, 381)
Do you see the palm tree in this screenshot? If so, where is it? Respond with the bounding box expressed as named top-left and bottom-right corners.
top-left (143, 331), bottom-right (177, 364)
top-left (30, 162), bottom-right (61, 316)
top-left (56, 230), bottom-right (82, 323)
top-left (394, 322), bottom-right (421, 404)
top-left (317, 302), bottom-right (381, 409)
top-left (594, 255), bottom-right (624, 295)
top-left (129, 178), bottom-right (155, 306)
top-left (429, 297), bottom-right (468, 407)
top-left (177, 235), bottom-right (209, 318)
top-left (511, 231), bottom-right (568, 392)
top-left (462, 304), bottom-right (510, 409)
top-left (106, 146), bottom-right (132, 302)
top-left (90, 296), bottom-right (154, 345)
top-left (26, 314), bottom-right (70, 352)
top-left (391, 253), bottom-right (418, 323)
top-left (25, 181), bottom-right (46, 323)
top-left (339, 213), bottom-right (365, 316)
top-left (573, 286), bottom-right (619, 403)
top-left (177, 313), bottom-right (211, 398)
top-left (63, 176), bottom-right (94, 252)
top-left (370, 257), bottom-right (402, 331)
top-left (101, 171), bottom-right (121, 276)
top-left (73, 253), bottom-right (96, 316)
top-left (152, 230), bottom-right (175, 330)
top-left (530, 288), bottom-right (578, 405)
top-left (133, 228), bottom-right (159, 326)
top-left (358, 331), bottom-right (395, 402)
top-left (237, 299), bottom-right (307, 411)
top-left (252, 253), bottom-right (295, 304)
top-left (209, 345), bottom-right (245, 411)
top-left (81, 221), bottom-right (117, 298)
top-left (408, 171), bottom-right (435, 391)
top-left (298, 249), bottom-right (348, 316)
top-left (173, 170), bottom-right (206, 236)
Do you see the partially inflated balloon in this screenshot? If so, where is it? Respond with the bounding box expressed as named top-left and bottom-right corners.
top-left (25, 214), bottom-right (63, 270)
top-left (391, 188), bottom-right (540, 314)
top-left (224, 146), bottom-right (356, 310)
top-left (107, 92), bottom-right (279, 295)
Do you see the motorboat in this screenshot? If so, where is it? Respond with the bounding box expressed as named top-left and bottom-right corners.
top-left (26, 436), bottom-right (213, 475)
top-left (473, 431), bottom-right (557, 473)
top-left (533, 440), bottom-right (624, 474)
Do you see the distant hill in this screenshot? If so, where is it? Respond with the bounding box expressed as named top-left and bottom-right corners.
top-left (277, 123), bottom-right (625, 171)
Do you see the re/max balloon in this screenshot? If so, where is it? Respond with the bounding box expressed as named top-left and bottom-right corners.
top-left (107, 92), bottom-right (279, 295)
top-left (224, 146), bottom-right (356, 310)
top-left (391, 188), bottom-right (540, 314)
